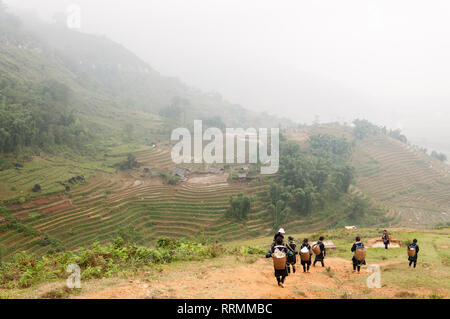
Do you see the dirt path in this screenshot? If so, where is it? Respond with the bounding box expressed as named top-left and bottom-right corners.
top-left (74, 257), bottom-right (447, 299)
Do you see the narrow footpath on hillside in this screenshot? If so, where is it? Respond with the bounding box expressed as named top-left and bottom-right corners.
top-left (72, 256), bottom-right (447, 299)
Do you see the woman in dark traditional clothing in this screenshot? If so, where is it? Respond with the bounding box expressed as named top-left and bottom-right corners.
top-left (313, 236), bottom-right (326, 267)
top-left (286, 236), bottom-right (298, 274)
top-left (351, 236), bottom-right (366, 273)
top-left (266, 236), bottom-right (292, 287)
top-left (408, 239), bottom-right (420, 268)
top-left (300, 238), bottom-right (312, 273)
top-left (382, 230), bottom-right (390, 250)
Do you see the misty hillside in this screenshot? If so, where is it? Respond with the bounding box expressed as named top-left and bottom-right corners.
top-left (0, 7), bottom-right (289, 156)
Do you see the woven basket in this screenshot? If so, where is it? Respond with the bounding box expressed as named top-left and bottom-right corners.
top-left (355, 247), bottom-right (366, 261)
top-left (312, 244), bottom-right (321, 255)
top-left (407, 247), bottom-right (416, 257)
top-left (300, 251), bottom-right (310, 262)
top-left (273, 256), bottom-right (287, 270)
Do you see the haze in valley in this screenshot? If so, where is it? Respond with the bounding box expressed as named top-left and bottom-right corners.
top-left (5, 0), bottom-right (450, 158)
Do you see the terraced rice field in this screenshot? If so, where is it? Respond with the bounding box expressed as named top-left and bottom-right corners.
top-left (4, 128), bottom-right (448, 257)
top-left (2, 147), bottom-right (273, 257)
top-left (0, 152), bottom-right (121, 201)
top-left (351, 135), bottom-right (450, 227)
top-left (286, 126), bottom-right (450, 228)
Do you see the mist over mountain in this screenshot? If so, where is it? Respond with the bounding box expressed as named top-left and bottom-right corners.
top-left (1, 2), bottom-right (292, 154)
top-left (5, 0), bottom-right (449, 158)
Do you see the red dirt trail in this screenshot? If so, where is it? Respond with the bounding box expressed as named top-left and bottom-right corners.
top-left (74, 257), bottom-right (447, 299)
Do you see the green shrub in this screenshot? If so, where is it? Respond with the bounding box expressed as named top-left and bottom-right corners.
top-left (0, 237), bottom-right (227, 289)
top-left (241, 245), bottom-right (265, 255)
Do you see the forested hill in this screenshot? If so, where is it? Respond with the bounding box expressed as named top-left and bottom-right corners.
top-left (0, 5), bottom-right (290, 155)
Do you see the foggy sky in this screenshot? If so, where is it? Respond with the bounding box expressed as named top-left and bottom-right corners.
top-left (5, 0), bottom-right (450, 156)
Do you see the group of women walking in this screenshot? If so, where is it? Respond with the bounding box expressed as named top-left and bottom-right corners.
top-left (265, 228), bottom-right (326, 287)
top-left (266, 228), bottom-right (420, 287)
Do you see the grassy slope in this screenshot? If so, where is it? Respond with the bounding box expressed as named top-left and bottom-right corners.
top-left (1, 227), bottom-right (448, 299)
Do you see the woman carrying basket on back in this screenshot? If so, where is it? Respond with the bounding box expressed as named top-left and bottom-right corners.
top-left (382, 230), bottom-right (390, 250)
top-left (351, 236), bottom-right (366, 273)
top-left (407, 239), bottom-right (419, 269)
top-left (313, 236), bottom-right (326, 267)
top-left (266, 236), bottom-right (293, 287)
top-left (300, 238), bottom-right (313, 273)
top-left (286, 236), bottom-right (298, 274)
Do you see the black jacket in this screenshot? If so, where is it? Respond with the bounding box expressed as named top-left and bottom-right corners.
top-left (286, 241), bottom-right (298, 254)
top-left (351, 241), bottom-right (365, 252)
